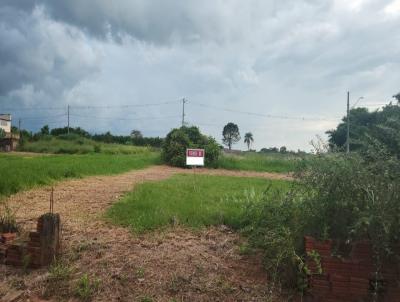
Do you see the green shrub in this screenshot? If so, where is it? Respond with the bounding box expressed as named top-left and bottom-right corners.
top-left (242, 149), bottom-right (400, 295)
top-left (161, 126), bottom-right (220, 168)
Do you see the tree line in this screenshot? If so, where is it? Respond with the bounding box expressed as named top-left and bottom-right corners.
top-left (16, 125), bottom-right (164, 148)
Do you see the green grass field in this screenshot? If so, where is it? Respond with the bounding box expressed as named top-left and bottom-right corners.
top-left (20, 136), bottom-right (153, 155)
top-left (106, 174), bottom-right (290, 233)
top-left (0, 152), bottom-right (160, 199)
top-left (217, 152), bottom-right (301, 173)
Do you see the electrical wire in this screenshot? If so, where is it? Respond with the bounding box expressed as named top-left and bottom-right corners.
top-left (188, 102), bottom-right (341, 122)
top-left (70, 114), bottom-right (181, 121)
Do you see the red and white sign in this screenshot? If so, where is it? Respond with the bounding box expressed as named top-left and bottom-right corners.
top-left (186, 148), bottom-right (205, 166)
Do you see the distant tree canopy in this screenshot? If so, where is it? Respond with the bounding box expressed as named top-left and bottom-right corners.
top-left (260, 147), bottom-right (279, 153)
top-left (244, 132), bottom-right (254, 151)
top-left (327, 103), bottom-right (400, 157)
top-left (130, 130), bottom-right (143, 139)
top-left (23, 126), bottom-right (164, 148)
top-left (393, 92), bottom-right (400, 103)
top-left (40, 125), bottom-right (50, 135)
top-left (162, 126), bottom-right (220, 167)
top-left (50, 127), bottom-right (90, 137)
top-left (222, 122), bottom-right (241, 150)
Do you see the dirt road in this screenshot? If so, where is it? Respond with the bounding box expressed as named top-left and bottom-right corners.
top-left (1, 166), bottom-right (288, 301)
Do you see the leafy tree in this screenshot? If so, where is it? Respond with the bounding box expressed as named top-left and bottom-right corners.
top-left (244, 132), bottom-right (254, 151)
top-left (393, 92), bottom-right (400, 103)
top-left (279, 146), bottom-right (287, 153)
top-left (130, 130), bottom-right (143, 139)
top-left (0, 128), bottom-right (5, 139)
top-left (222, 122), bottom-right (240, 150)
top-left (162, 126), bottom-right (220, 167)
top-left (327, 103), bottom-right (400, 157)
top-left (40, 125), bottom-right (50, 135)
top-left (50, 127), bottom-right (90, 137)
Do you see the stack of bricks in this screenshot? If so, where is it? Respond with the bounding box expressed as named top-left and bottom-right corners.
top-left (0, 213), bottom-right (60, 268)
top-left (305, 236), bottom-right (400, 301)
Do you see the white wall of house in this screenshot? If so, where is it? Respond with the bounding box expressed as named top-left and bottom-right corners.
top-left (0, 114), bottom-right (11, 133)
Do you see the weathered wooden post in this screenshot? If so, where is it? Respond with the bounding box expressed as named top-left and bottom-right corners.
top-left (36, 213), bottom-right (61, 266)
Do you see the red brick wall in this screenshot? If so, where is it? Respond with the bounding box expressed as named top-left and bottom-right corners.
top-left (305, 236), bottom-right (400, 301)
top-left (0, 213), bottom-right (60, 268)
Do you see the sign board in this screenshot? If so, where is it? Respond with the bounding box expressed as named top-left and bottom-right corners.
top-left (186, 148), bottom-right (205, 166)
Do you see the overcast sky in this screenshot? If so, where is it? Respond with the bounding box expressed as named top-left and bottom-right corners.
top-left (1, 0), bottom-right (399, 151)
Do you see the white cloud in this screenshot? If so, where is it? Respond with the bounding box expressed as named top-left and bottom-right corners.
top-left (384, 0), bottom-right (400, 15)
top-left (0, 1), bottom-right (399, 150)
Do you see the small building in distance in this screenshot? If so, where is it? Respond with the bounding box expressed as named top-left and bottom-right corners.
top-left (0, 114), bottom-right (20, 152)
top-left (0, 114), bottom-right (11, 133)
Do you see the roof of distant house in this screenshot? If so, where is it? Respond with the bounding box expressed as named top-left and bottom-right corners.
top-left (0, 114), bottom-right (11, 121)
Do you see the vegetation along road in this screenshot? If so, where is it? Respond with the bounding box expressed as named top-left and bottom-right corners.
top-left (1, 164), bottom-right (291, 301)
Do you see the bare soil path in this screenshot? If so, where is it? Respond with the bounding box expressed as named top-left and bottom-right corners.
top-left (1, 166), bottom-right (288, 302)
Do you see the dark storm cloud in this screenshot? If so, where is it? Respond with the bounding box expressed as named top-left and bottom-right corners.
top-left (0, 0), bottom-right (399, 149)
top-left (0, 3), bottom-right (100, 106)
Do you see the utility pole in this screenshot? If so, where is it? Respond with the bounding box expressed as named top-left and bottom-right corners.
top-left (67, 105), bottom-right (70, 134)
top-left (346, 91), bottom-right (350, 154)
top-left (181, 98), bottom-right (187, 127)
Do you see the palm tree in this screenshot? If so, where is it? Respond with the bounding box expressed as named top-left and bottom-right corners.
top-left (244, 132), bottom-right (254, 151)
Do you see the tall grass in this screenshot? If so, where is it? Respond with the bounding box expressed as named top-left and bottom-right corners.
top-left (217, 152), bottom-right (300, 173)
top-left (106, 174), bottom-right (290, 233)
top-left (20, 136), bottom-right (153, 155)
top-left (0, 153), bottom-right (160, 198)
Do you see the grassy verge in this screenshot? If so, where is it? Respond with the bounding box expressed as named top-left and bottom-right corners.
top-left (217, 152), bottom-right (301, 173)
top-left (20, 136), bottom-right (154, 155)
top-left (0, 153), bottom-right (161, 198)
top-left (106, 174), bottom-right (290, 233)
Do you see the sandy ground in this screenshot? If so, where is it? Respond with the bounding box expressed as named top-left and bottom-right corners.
top-left (0, 166), bottom-right (288, 302)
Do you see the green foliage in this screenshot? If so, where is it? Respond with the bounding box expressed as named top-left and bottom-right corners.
top-left (40, 125), bottom-right (50, 135)
top-left (0, 153), bottom-right (160, 198)
top-left (241, 150), bottom-right (400, 294)
top-left (49, 261), bottom-right (73, 281)
top-left (75, 274), bottom-right (100, 301)
top-left (44, 261), bottom-right (73, 298)
top-left (0, 200), bottom-right (19, 233)
top-left (239, 188), bottom-right (306, 291)
top-left (161, 126), bottom-right (220, 168)
top-left (217, 152), bottom-right (299, 173)
top-left (50, 127), bottom-right (90, 137)
top-left (0, 128), bottom-right (5, 138)
top-left (20, 135), bottom-right (153, 155)
top-left (222, 122), bottom-right (240, 150)
top-left (106, 174), bottom-right (289, 233)
top-left (244, 132), bottom-right (254, 150)
top-left (327, 103), bottom-right (400, 157)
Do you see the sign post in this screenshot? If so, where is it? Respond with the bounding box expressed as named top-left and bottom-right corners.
top-left (186, 149), bottom-right (205, 192)
top-left (186, 149), bottom-right (205, 167)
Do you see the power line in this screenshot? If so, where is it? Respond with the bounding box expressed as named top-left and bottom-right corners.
top-left (69, 100), bottom-right (181, 109)
top-left (18, 114), bottom-right (67, 120)
top-left (189, 102), bottom-right (341, 122)
top-left (70, 113), bottom-right (181, 121)
top-left (0, 99), bottom-right (182, 111)
top-left (0, 106), bottom-right (66, 111)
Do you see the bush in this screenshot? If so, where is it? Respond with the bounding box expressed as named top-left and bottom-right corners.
top-left (161, 126), bottom-right (220, 167)
top-left (241, 149), bottom-right (400, 295)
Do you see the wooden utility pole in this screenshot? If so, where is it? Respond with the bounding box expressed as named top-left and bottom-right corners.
top-left (346, 91), bottom-right (350, 154)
